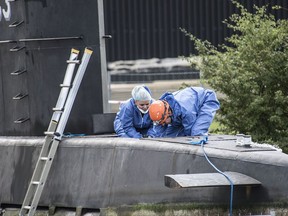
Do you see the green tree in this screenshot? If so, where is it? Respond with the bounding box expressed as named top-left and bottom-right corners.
top-left (183, 1), bottom-right (288, 152)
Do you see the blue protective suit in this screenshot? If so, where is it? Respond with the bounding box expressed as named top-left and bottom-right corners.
top-left (114, 98), bottom-right (156, 138)
top-left (155, 87), bottom-right (220, 137)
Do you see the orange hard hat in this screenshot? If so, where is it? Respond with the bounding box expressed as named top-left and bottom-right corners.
top-left (149, 100), bottom-right (170, 125)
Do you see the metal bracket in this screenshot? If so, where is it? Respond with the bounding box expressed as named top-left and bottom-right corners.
top-left (13, 93), bottom-right (28, 100)
top-left (0, 40), bottom-right (17, 44)
top-left (11, 69), bottom-right (27, 75)
top-left (14, 117), bottom-right (30, 124)
top-left (10, 45), bottom-right (25, 52)
top-left (103, 35), bottom-right (112, 39)
top-left (19, 36), bottom-right (82, 42)
top-left (9, 20), bottom-right (24, 27)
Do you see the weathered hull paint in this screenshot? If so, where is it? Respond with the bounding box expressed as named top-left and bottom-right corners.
top-left (0, 135), bottom-right (287, 209)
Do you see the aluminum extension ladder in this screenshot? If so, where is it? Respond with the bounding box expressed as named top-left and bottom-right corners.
top-left (19, 47), bottom-right (93, 216)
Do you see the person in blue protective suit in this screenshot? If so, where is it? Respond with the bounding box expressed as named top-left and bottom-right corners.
top-left (114, 85), bottom-right (156, 138)
top-left (148, 86), bottom-right (220, 137)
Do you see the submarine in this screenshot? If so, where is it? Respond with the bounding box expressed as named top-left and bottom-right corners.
top-left (0, 0), bottom-right (288, 215)
top-left (0, 134), bottom-right (288, 215)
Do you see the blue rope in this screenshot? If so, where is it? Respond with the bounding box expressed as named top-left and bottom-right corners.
top-left (201, 140), bottom-right (234, 216)
top-left (62, 132), bottom-right (86, 137)
top-left (189, 137), bottom-right (234, 216)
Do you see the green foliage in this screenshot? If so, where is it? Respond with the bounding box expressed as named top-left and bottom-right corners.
top-left (183, 1), bottom-right (288, 151)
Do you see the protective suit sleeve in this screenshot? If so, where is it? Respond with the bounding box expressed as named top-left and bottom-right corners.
top-left (114, 102), bottom-right (130, 137)
top-left (191, 90), bottom-right (220, 135)
top-left (146, 125), bottom-right (156, 138)
top-left (120, 105), bottom-right (142, 138)
top-left (114, 114), bottom-right (129, 137)
top-left (181, 112), bottom-right (196, 136)
top-left (147, 124), bottom-right (168, 138)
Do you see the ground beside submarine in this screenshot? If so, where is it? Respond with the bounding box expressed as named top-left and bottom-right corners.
top-left (3, 203), bottom-right (288, 216)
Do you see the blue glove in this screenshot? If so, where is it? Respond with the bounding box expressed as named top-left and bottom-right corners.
top-left (189, 136), bottom-right (208, 145)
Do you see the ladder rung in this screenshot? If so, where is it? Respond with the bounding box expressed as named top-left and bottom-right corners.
top-left (20, 48), bottom-right (92, 216)
top-left (60, 84), bottom-right (71, 88)
top-left (52, 107), bottom-right (64, 111)
top-left (31, 181), bottom-right (40, 185)
top-left (44, 131), bottom-right (55, 136)
top-left (66, 60), bottom-right (80, 64)
top-left (43, 131), bottom-right (61, 138)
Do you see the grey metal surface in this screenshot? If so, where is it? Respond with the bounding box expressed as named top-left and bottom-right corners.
top-left (0, 135), bottom-right (287, 209)
top-left (92, 113), bottom-right (116, 134)
top-left (150, 136), bottom-right (277, 152)
top-left (0, 0), bottom-right (108, 136)
top-left (165, 172), bottom-right (262, 188)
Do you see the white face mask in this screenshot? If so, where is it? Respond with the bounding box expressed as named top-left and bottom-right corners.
top-left (137, 106), bottom-right (149, 114)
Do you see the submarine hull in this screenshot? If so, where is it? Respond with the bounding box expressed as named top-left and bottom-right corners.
top-left (0, 135), bottom-right (287, 209)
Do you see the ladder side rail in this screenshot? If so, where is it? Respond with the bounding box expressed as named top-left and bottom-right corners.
top-left (26, 138), bottom-right (61, 216)
top-left (55, 48), bottom-right (93, 137)
top-left (51, 48), bottom-right (80, 123)
top-left (19, 48), bottom-right (80, 216)
top-left (22, 47), bottom-right (93, 216)
top-left (41, 48), bottom-right (80, 159)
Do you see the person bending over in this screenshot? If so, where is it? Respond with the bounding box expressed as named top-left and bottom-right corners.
top-left (149, 86), bottom-right (220, 137)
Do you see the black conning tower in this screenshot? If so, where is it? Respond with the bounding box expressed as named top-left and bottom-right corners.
top-left (0, 0), bottom-right (109, 136)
